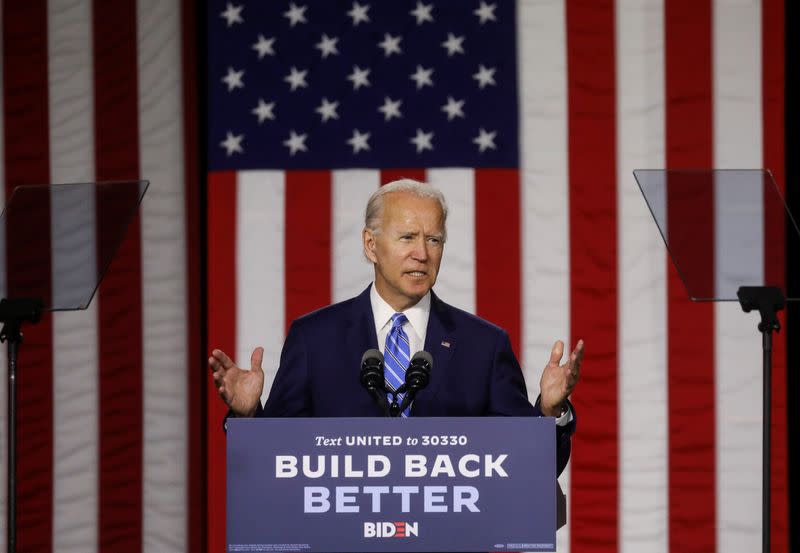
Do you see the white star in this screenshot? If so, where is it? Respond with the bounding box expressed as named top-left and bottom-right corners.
top-left (220, 3), bottom-right (243, 26)
top-left (251, 99), bottom-right (276, 123)
top-left (222, 67), bottom-right (244, 91)
top-left (284, 66), bottom-right (308, 91)
top-left (347, 129), bottom-right (371, 153)
top-left (441, 96), bottom-right (465, 120)
top-left (472, 64), bottom-right (496, 88)
top-left (315, 97), bottom-right (339, 122)
top-left (220, 131), bottom-right (244, 156)
top-left (315, 34), bottom-right (339, 58)
top-left (378, 97), bottom-right (403, 121)
top-left (283, 2), bottom-right (308, 26)
top-left (283, 130), bottom-right (308, 156)
top-left (252, 34), bottom-right (276, 58)
top-left (347, 1), bottom-right (370, 25)
top-left (473, 128), bottom-right (497, 152)
top-left (474, 1), bottom-right (497, 24)
top-left (410, 2), bottom-right (434, 24)
top-left (347, 65), bottom-right (371, 90)
top-left (378, 33), bottom-right (402, 57)
top-left (410, 128), bottom-right (434, 153)
top-left (441, 33), bottom-right (465, 56)
top-left (410, 65), bottom-right (434, 90)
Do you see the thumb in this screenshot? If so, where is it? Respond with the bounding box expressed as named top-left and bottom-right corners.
top-left (251, 347), bottom-right (265, 372)
top-left (549, 340), bottom-right (564, 366)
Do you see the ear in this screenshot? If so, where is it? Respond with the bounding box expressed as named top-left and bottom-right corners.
top-left (362, 228), bottom-right (378, 263)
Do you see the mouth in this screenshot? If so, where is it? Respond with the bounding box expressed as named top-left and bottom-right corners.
top-left (405, 271), bottom-right (427, 278)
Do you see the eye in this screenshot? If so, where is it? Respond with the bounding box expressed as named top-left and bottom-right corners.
top-left (427, 237), bottom-right (442, 245)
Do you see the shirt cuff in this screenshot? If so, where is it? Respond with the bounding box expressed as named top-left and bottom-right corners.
top-left (555, 405), bottom-right (573, 427)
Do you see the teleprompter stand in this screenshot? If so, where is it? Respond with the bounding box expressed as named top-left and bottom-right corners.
top-left (737, 285), bottom-right (785, 553)
top-left (0, 298), bottom-right (42, 553)
top-left (633, 169), bottom-right (800, 553)
top-left (0, 180), bottom-right (148, 553)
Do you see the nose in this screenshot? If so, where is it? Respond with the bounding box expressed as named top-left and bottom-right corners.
top-left (410, 237), bottom-right (428, 262)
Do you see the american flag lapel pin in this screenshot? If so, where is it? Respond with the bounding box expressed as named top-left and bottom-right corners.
top-left (441, 340), bottom-right (451, 348)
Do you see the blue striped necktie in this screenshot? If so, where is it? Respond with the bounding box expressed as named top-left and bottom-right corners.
top-left (384, 312), bottom-right (411, 417)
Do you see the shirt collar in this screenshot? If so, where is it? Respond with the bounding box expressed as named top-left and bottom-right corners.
top-left (370, 283), bottom-right (431, 337)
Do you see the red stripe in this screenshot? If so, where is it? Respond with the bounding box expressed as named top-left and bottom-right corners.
top-left (762, 1), bottom-right (789, 550)
top-left (181, 0), bottom-right (205, 549)
top-left (565, 2), bottom-right (618, 552)
top-left (380, 169), bottom-right (427, 185)
top-left (206, 171), bottom-right (238, 553)
top-left (284, 171), bottom-right (332, 328)
top-left (92, 1), bottom-right (143, 550)
top-left (2, 2), bottom-right (54, 551)
top-left (664, 2), bottom-right (716, 553)
top-left (475, 169), bottom-right (521, 355)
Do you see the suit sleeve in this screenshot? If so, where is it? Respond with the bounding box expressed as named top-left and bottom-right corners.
top-left (258, 320), bottom-right (312, 417)
top-left (488, 330), bottom-right (575, 476)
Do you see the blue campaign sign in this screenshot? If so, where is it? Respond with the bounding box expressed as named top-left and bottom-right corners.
top-left (227, 417), bottom-right (556, 552)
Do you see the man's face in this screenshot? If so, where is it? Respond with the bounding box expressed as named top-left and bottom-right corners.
top-left (363, 191), bottom-right (445, 311)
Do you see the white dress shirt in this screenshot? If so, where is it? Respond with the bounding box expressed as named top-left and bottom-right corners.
top-left (370, 284), bottom-right (430, 357)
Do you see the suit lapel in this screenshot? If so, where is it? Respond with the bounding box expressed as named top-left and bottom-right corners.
top-left (345, 285), bottom-right (379, 363)
top-left (416, 290), bottom-right (456, 409)
top-left (342, 286), bottom-right (384, 416)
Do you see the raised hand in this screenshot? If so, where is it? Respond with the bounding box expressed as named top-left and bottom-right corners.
top-left (208, 347), bottom-right (265, 417)
top-left (538, 339), bottom-right (584, 417)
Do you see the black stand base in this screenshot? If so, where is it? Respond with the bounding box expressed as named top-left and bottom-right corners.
top-left (736, 286), bottom-right (785, 553)
top-left (0, 297), bottom-right (44, 553)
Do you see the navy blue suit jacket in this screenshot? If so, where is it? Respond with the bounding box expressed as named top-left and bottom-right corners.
top-left (258, 286), bottom-right (574, 475)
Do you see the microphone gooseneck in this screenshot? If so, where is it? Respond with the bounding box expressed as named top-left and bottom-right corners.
top-left (359, 349), bottom-right (391, 416)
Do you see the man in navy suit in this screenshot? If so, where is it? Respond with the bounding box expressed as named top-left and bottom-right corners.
top-left (210, 179), bottom-right (583, 474)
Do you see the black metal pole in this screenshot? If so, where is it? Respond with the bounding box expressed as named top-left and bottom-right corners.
top-left (737, 286), bottom-right (784, 553)
top-left (762, 329), bottom-right (772, 553)
top-left (1, 298), bottom-right (43, 553)
top-left (7, 338), bottom-right (17, 553)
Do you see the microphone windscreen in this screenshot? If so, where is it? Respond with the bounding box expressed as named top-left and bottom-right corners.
top-left (361, 348), bottom-right (384, 367)
top-left (409, 350), bottom-right (433, 368)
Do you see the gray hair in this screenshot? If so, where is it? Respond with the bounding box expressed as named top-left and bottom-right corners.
top-left (364, 179), bottom-right (448, 242)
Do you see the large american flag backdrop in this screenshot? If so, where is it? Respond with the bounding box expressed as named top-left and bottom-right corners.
top-left (0, 1), bottom-right (790, 553)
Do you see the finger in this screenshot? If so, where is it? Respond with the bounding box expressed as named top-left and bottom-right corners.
top-left (568, 340), bottom-right (585, 370)
top-left (208, 356), bottom-right (225, 374)
top-left (211, 349), bottom-right (236, 370)
top-left (211, 370), bottom-right (225, 388)
top-left (251, 346), bottom-right (265, 371)
top-left (548, 340), bottom-right (564, 366)
top-left (572, 339), bottom-right (585, 362)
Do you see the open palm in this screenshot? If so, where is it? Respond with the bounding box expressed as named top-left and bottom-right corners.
top-left (539, 339), bottom-right (583, 417)
top-left (209, 347), bottom-right (265, 417)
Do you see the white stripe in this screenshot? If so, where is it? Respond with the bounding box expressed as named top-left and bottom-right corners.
top-left (138, 0), bottom-right (188, 550)
top-left (383, 362), bottom-right (404, 385)
top-left (48, 0), bottom-right (98, 550)
top-left (616, 2), bottom-right (668, 553)
top-left (388, 336), bottom-right (410, 361)
top-left (713, 1), bottom-right (764, 551)
top-left (237, 171), bottom-right (285, 406)
top-left (332, 170), bottom-right (379, 302)
top-left (427, 168), bottom-right (475, 314)
top-left (384, 346), bottom-right (408, 373)
top-left (517, 1), bottom-right (571, 549)
top-left (395, 330), bottom-right (410, 346)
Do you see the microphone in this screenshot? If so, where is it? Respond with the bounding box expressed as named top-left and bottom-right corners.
top-left (394, 350), bottom-right (433, 415)
top-left (360, 349), bottom-right (391, 416)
